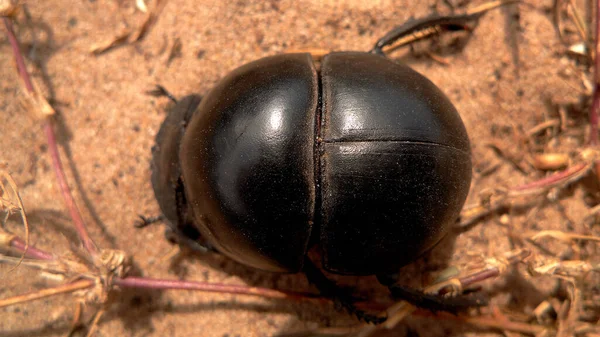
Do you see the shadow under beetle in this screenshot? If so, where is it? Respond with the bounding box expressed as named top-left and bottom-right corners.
top-left (150, 13), bottom-right (479, 323)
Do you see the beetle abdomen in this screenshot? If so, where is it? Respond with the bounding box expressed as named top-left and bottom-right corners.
top-left (319, 53), bottom-right (472, 274)
top-left (179, 54), bottom-right (318, 272)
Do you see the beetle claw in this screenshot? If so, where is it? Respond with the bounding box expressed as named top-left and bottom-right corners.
top-left (163, 227), bottom-right (211, 253)
top-left (133, 214), bottom-right (164, 228)
top-left (388, 284), bottom-right (489, 313)
top-left (304, 258), bottom-right (387, 324)
top-left (331, 293), bottom-right (387, 324)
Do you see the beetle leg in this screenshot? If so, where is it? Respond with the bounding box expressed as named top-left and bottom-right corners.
top-left (134, 214), bottom-right (165, 228)
top-left (370, 0), bottom-right (519, 56)
top-left (145, 84), bottom-right (178, 103)
top-left (303, 258), bottom-right (387, 324)
top-left (377, 274), bottom-right (488, 313)
top-left (370, 12), bottom-right (483, 56)
top-left (163, 227), bottom-right (212, 253)
top-left (133, 209), bottom-right (213, 253)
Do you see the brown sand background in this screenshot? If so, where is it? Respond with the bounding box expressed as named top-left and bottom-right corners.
top-left (1, 0), bottom-right (598, 336)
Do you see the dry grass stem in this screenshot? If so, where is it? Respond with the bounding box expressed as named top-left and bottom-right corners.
top-left (459, 160), bottom-right (594, 229)
top-left (529, 230), bottom-right (600, 243)
top-left (0, 171), bottom-right (30, 271)
top-left (567, 0), bottom-right (588, 44)
top-left (527, 118), bottom-right (561, 137)
top-left (130, 0), bottom-right (166, 42)
top-left (84, 308), bottom-right (105, 337)
top-left (4, 15), bottom-right (98, 255)
top-left (89, 29), bottom-right (131, 55)
top-left (461, 313), bottom-right (547, 335)
top-left (88, 0), bottom-right (166, 54)
top-left (0, 279), bottom-right (94, 308)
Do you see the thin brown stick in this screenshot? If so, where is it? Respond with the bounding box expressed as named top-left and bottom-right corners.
top-left (526, 118), bottom-right (560, 137)
top-left (69, 301), bottom-right (84, 337)
top-left (437, 249), bottom-right (530, 294)
top-left (4, 233), bottom-right (325, 306)
top-left (512, 162), bottom-right (589, 192)
top-left (459, 162), bottom-right (591, 229)
top-left (0, 279), bottom-right (93, 308)
top-left (4, 231), bottom-right (323, 303)
top-left (85, 308), bottom-right (105, 337)
top-left (567, 0), bottom-right (588, 43)
top-left (3, 16), bottom-right (97, 254)
top-left (113, 276), bottom-right (324, 302)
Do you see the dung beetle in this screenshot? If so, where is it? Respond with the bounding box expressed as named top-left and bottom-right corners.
top-left (150, 13), bottom-right (475, 322)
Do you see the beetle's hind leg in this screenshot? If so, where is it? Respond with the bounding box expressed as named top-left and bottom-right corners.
top-left (370, 12), bottom-right (483, 56)
top-left (145, 84), bottom-right (178, 103)
top-left (303, 258), bottom-right (387, 324)
top-left (376, 274), bottom-right (488, 313)
top-left (370, 0), bottom-right (522, 57)
top-left (134, 214), bottom-right (165, 228)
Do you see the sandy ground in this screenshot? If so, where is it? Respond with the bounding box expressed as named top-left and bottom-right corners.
top-left (1, 0), bottom-right (599, 336)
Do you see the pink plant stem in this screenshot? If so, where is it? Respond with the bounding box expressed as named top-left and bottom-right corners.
top-left (114, 276), bottom-right (325, 302)
top-left (44, 122), bottom-right (97, 254)
top-left (455, 268), bottom-right (499, 288)
top-left (3, 17), bottom-right (97, 254)
top-left (10, 237), bottom-right (54, 260)
top-left (3, 18), bottom-right (33, 92)
top-left (6, 233), bottom-right (323, 304)
top-left (512, 163), bottom-right (587, 191)
top-left (439, 250), bottom-right (530, 295)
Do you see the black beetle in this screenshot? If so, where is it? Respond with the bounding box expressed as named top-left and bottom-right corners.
top-left (150, 14), bottom-right (475, 322)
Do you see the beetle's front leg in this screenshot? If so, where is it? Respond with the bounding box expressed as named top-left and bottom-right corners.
top-left (303, 258), bottom-right (387, 324)
top-left (163, 225), bottom-right (214, 253)
top-left (376, 273), bottom-right (488, 313)
top-left (134, 214), bottom-right (165, 228)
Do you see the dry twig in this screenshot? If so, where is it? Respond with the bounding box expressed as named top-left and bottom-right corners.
top-left (0, 170), bottom-right (30, 270)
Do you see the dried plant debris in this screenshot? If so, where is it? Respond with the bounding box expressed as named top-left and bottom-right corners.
top-left (135, 0), bottom-right (148, 13)
top-left (89, 0), bottom-right (167, 55)
top-left (89, 29), bottom-right (131, 55)
top-left (0, 170), bottom-right (30, 270)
